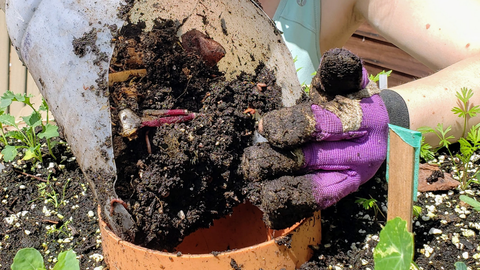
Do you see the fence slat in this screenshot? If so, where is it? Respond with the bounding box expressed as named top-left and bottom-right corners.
top-left (0, 11), bottom-right (8, 97)
top-left (8, 44), bottom-right (27, 117)
top-left (1, 10), bottom-right (43, 120)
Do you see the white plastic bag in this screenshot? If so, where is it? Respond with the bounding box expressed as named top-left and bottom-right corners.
top-left (3, 0), bottom-right (300, 239)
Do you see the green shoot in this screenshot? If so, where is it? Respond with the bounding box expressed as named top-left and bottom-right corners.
top-left (452, 87), bottom-right (480, 138)
top-left (355, 196), bottom-right (386, 220)
top-left (0, 91), bottom-right (59, 163)
top-left (369, 70), bottom-right (392, 83)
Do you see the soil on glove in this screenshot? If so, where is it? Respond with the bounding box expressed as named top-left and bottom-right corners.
top-left (108, 20), bottom-right (286, 251)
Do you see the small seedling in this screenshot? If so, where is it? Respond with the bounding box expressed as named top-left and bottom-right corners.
top-left (355, 196), bottom-right (386, 220)
top-left (419, 88), bottom-right (480, 189)
top-left (10, 248), bottom-right (79, 270)
top-left (412, 205), bottom-right (422, 219)
top-left (452, 87), bottom-right (480, 138)
top-left (369, 70), bottom-right (392, 83)
top-left (0, 91), bottom-right (59, 163)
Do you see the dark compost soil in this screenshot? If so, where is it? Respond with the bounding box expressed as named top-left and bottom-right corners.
top-left (108, 20), bottom-right (284, 251)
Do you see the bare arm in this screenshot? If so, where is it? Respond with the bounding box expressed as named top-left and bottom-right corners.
top-left (354, 0), bottom-right (480, 145)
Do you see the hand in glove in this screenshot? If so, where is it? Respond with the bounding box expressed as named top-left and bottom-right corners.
top-left (242, 48), bottom-right (389, 229)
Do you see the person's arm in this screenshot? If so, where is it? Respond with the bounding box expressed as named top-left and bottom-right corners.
top-left (355, 0), bottom-right (480, 145)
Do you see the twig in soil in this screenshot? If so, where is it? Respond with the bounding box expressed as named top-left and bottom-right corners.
top-left (145, 130), bottom-right (152, 155)
top-left (42, 219), bottom-right (59, 224)
top-left (15, 170), bottom-right (48, 182)
top-left (108, 69), bottom-right (147, 86)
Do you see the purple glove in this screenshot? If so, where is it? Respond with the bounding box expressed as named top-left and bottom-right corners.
top-left (302, 93), bottom-right (389, 209)
top-left (241, 48), bottom-right (389, 229)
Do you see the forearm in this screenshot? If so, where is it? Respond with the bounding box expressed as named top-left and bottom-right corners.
top-left (391, 55), bottom-right (480, 145)
top-left (355, 0), bottom-right (480, 70)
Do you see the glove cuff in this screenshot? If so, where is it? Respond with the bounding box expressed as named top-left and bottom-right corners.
top-left (379, 89), bottom-right (410, 129)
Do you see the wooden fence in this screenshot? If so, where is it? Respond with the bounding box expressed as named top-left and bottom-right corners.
top-left (0, 11), bottom-right (43, 120)
top-left (1, 13), bottom-right (431, 119)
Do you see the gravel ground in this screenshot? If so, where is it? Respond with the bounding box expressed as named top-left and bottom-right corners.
top-left (1, 140), bottom-right (480, 269)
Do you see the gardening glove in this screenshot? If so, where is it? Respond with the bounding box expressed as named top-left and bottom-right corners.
top-left (242, 48), bottom-right (389, 229)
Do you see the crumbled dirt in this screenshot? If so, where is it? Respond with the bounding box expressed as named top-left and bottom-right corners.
top-left (0, 141), bottom-right (106, 269)
top-left (3, 145), bottom-right (480, 269)
top-left (108, 20), bottom-right (283, 250)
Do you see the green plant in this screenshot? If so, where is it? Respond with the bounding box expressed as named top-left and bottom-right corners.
top-left (11, 248), bottom-right (79, 270)
top-left (374, 217), bottom-right (416, 270)
top-left (452, 87), bottom-right (480, 138)
top-left (369, 70), bottom-right (392, 83)
top-left (374, 217), bottom-right (470, 270)
top-left (418, 123), bottom-right (455, 161)
top-left (0, 91), bottom-right (59, 163)
top-left (31, 174), bottom-right (70, 213)
top-left (355, 196), bottom-right (386, 220)
top-left (460, 195), bottom-right (480, 211)
top-left (412, 205), bottom-right (422, 219)
top-left (419, 88), bottom-right (480, 189)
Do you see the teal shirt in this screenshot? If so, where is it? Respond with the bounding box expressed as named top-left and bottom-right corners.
top-left (273, 0), bottom-right (322, 85)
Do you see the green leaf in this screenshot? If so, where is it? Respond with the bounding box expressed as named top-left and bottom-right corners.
top-left (23, 112), bottom-right (42, 128)
top-left (11, 248), bottom-right (46, 270)
top-left (0, 90), bottom-right (16, 108)
top-left (1, 145), bottom-right (18, 162)
top-left (39, 99), bottom-right (48, 112)
top-left (460, 195), bottom-right (480, 212)
top-left (451, 107), bottom-right (465, 117)
top-left (52, 250), bottom-right (80, 270)
top-left (467, 105), bottom-right (480, 117)
top-left (23, 147), bottom-right (38, 161)
top-left (455, 261), bottom-right (468, 270)
top-left (413, 206), bottom-right (422, 218)
top-left (0, 114), bottom-right (16, 127)
top-left (5, 130), bottom-right (24, 141)
top-left (38, 124), bottom-right (59, 140)
top-left (374, 217), bottom-right (414, 270)
top-left (458, 138), bottom-right (473, 157)
top-left (417, 126), bottom-right (435, 134)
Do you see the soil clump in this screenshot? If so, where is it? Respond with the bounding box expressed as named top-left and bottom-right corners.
top-left (108, 20), bottom-right (285, 251)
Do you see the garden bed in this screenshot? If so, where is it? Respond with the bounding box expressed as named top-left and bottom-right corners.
top-left (2, 141), bottom-right (480, 268)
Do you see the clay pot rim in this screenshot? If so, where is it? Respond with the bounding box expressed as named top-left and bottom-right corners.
top-left (99, 207), bottom-right (302, 258)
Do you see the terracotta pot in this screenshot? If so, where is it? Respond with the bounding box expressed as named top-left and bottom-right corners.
top-left (100, 202), bottom-right (321, 269)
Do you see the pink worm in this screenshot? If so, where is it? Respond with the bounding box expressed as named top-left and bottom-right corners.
top-left (141, 113), bottom-right (197, 127)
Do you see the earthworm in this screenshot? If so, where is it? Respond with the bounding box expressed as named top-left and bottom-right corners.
top-left (143, 109), bottom-right (189, 117)
top-left (110, 198), bottom-right (129, 216)
top-left (256, 83), bottom-right (267, 91)
top-left (141, 113), bottom-right (198, 127)
top-left (243, 108), bottom-right (256, 114)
